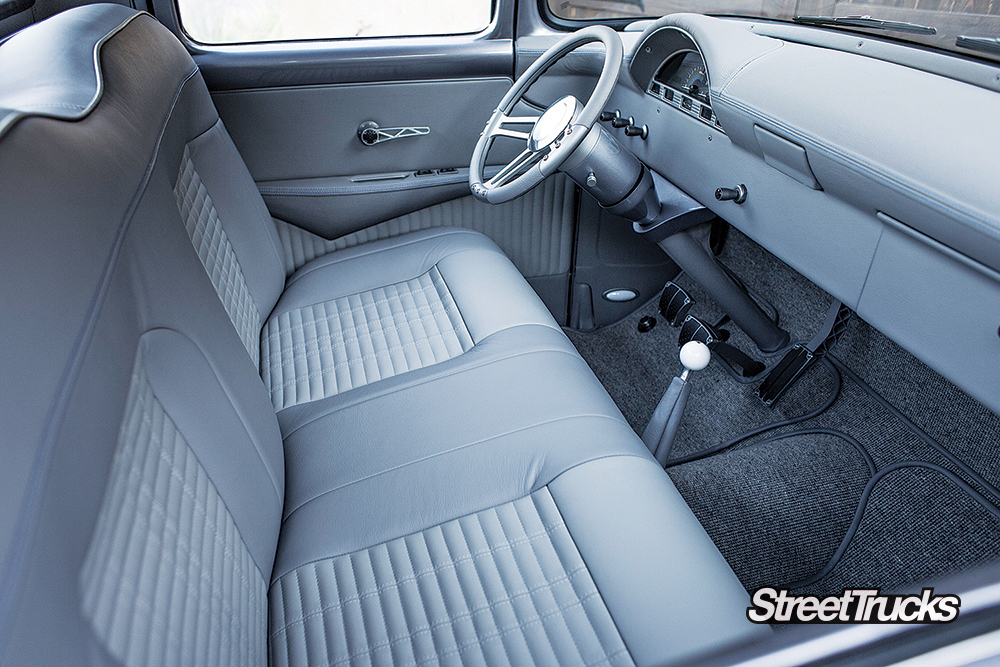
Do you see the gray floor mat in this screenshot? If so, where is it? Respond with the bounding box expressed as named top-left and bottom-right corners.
top-left (565, 226), bottom-right (1000, 597)
top-left (835, 323), bottom-right (1000, 493)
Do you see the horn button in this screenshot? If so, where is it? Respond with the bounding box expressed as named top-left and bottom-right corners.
top-left (528, 95), bottom-right (583, 152)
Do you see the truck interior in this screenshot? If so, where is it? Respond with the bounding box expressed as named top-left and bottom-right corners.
top-left (1, 0), bottom-right (999, 665)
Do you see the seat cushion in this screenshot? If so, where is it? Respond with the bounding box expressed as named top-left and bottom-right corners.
top-left (269, 489), bottom-right (634, 667)
top-left (273, 325), bottom-right (645, 576)
top-left (262, 264), bottom-right (474, 411)
top-left (261, 227), bottom-right (562, 411)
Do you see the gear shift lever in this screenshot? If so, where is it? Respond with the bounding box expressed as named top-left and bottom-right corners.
top-left (679, 339), bottom-right (711, 379)
top-left (641, 341), bottom-right (710, 465)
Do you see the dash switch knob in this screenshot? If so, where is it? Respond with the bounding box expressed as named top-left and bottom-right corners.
top-left (624, 124), bottom-right (648, 139)
top-left (715, 184), bottom-right (747, 204)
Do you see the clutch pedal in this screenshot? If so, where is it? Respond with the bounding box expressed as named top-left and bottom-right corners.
top-left (659, 281), bottom-right (694, 327)
top-left (678, 314), bottom-right (719, 346)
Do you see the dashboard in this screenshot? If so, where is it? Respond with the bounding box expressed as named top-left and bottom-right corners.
top-left (603, 15), bottom-right (1000, 416)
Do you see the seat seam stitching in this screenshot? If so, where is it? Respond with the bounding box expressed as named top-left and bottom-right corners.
top-left (281, 413), bottom-right (634, 523)
top-left (269, 455), bottom-right (648, 583)
top-left (496, 497), bottom-right (553, 665)
top-left (267, 330), bottom-right (467, 390)
top-left (274, 544), bottom-right (589, 660)
top-left (280, 342), bottom-right (589, 436)
top-left (265, 281), bottom-right (457, 337)
top-left (272, 520), bottom-right (569, 626)
top-left (264, 300), bottom-right (461, 351)
top-left (285, 228), bottom-right (487, 286)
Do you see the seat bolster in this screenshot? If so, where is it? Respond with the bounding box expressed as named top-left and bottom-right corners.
top-left (140, 329), bottom-right (284, 574)
top-left (435, 245), bottom-right (561, 341)
top-left (183, 120), bottom-right (286, 322)
top-left (549, 457), bottom-right (770, 666)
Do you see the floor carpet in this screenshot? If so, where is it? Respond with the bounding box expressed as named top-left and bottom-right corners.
top-left (565, 226), bottom-right (1000, 596)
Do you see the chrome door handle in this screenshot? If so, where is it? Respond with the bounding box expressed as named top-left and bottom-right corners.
top-left (358, 121), bottom-right (430, 146)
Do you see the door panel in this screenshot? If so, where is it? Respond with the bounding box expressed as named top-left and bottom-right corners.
top-left (212, 78), bottom-right (522, 238)
top-left (213, 79), bottom-right (511, 182)
top-left (151, 0), bottom-right (517, 188)
top-left (257, 169), bottom-right (479, 239)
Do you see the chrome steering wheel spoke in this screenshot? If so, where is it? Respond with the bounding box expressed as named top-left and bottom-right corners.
top-left (491, 127), bottom-right (532, 141)
top-left (498, 114), bottom-right (540, 126)
top-left (489, 113), bottom-right (539, 143)
top-left (486, 147), bottom-right (546, 188)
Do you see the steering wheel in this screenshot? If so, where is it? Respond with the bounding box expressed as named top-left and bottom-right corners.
top-left (469, 25), bottom-right (623, 204)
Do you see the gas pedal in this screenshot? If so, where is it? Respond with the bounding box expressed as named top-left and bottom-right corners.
top-left (757, 300), bottom-right (853, 406)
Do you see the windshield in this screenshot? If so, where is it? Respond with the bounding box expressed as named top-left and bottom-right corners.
top-left (548, 0), bottom-right (1000, 63)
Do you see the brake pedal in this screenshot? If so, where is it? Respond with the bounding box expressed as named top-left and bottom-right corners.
top-left (757, 300), bottom-right (853, 406)
top-left (678, 315), bottom-right (766, 378)
top-left (678, 314), bottom-right (719, 346)
top-left (659, 281), bottom-right (694, 327)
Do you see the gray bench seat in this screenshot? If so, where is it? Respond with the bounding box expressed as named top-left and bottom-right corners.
top-left (0, 6), bottom-right (765, 667)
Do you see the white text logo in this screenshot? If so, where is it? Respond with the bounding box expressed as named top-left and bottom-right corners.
top-left (747, 587), bottom-right (960, 623)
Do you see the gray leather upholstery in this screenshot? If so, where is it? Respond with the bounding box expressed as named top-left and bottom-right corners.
top-left (0, 6), bottom-right (766, 666)
top-left (551, 457), bottom-right (763, 666)
top-left (175, 145), bottom-right (265, 364)
top-left (0, 4), bottom-right (139, 138)
top-left (80, 335), bottom-right (269, 667)
top-left (260, 227), bottom-right (565, 410)
top-left (270, 490), bottom-right (634, 667)
top-left (262, 261), bottom-right (474, 409)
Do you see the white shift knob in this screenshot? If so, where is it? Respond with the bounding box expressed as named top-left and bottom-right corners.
top-left (679, 340), bottom-right (711, 372)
